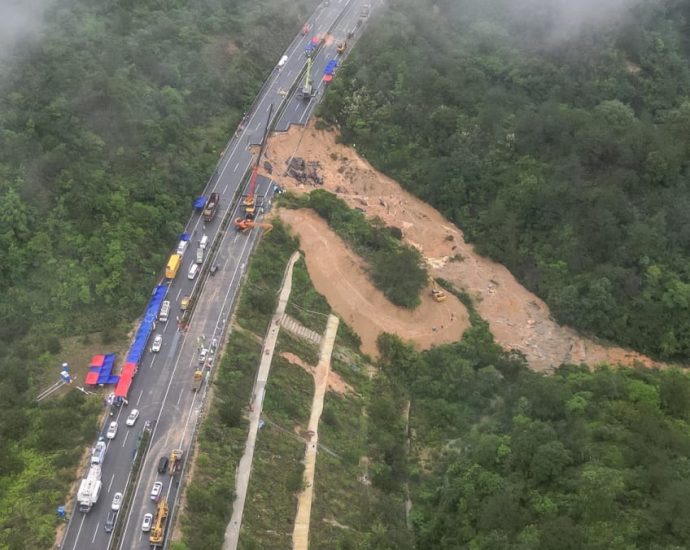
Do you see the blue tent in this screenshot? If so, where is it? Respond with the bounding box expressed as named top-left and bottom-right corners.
top-left (193, 196), bottom-right (208, 210)
top-left (126, 285), bottom-right (167, 365)
top-left (324, 60), bottom-right (338, 75)
top-left (180, 232), bottom-right (190, 242)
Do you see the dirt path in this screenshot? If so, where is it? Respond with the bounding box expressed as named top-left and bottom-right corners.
top-left (278, 209), bottom-right (469, 357)
top-left (263, 124), bottom-right (667, 371)
top-left (292, 314), bottom-right (340, 550)
top-left (223, 251), bottom-right (300, 550)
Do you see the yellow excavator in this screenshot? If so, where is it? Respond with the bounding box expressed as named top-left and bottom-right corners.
top-left (149, 498), bottom-right (169, 546)
top-left (430, 277), bottom-right (447, 302)
top-left (234, 218), bottom-right (273, 234)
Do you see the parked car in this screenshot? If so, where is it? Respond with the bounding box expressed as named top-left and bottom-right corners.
top-left (126, 409), bottom-right (139, 427)
top-left (210, 264), bottom-right (219, 276)
top-left (188, 263), bottom-right (199, 280)
top-left (151, 334), bottom-right (163, 353)
top-left (157, 456), bottom-right (169, 474)
top-left (111, 492), bottom-right (123, 511)
top-left (142, 513), bottom-right (153, 532)
top-left (150, 481), bottom-right (163, 501)
top-left (106, 421), bottom-right (118, 439)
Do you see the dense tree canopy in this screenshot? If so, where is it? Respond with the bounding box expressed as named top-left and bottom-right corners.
top-left (376, 327), bottom-right (690, 548)
top-left (320, 0), bottom-right (690, 361)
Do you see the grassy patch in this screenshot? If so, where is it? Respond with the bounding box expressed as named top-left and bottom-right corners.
top-left (276, 331), bottom-right (320, 366)
top-left (240, 357), bottom-right (313, 549)
top-left (286, 257), bottom-right (330, 334)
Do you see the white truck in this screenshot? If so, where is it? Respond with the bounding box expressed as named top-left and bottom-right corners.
top-left (196, 247), bottom-right (203, 264)
top-left (176, 239), bottom-right (188, 257)
top-left (77, 465), bottom-right (102, 513)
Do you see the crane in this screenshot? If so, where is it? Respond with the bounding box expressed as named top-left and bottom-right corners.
top-left (239, 103), bottom-right (273, 223)
top-left (301, 56), bottom-right (314, 99)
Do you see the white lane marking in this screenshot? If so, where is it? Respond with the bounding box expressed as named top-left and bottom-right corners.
top-left (108, 473), bottom-right (115, 492)
top-left (223, 184), bottom-right (229, 194)
top-left (91, 524), bottom-right (99, 543)
top-left (234, 162), bottom-right (239, 172)
top-left (177, 385), bottom-right (185, 406)
top-left (136, 389), bottom-right (143, 406)
top-left (122, 430), bottom-right (130, 448)
top-left (70, 514), bottom-right (86, 550)
top-left (294, 102), bottom-right (300, 111)
top-left (286, 70), bottom-right (292, 78)
top-left (176, 288), bottom-right (182, 300)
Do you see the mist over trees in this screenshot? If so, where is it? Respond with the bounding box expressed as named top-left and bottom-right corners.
top-left (320, 0), bottom-right (690, 361)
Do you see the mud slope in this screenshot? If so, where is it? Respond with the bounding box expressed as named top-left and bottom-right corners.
top-left (278, 209), bottom-right (470, 357)
top-left (264, 123), bottom-right (666, 371)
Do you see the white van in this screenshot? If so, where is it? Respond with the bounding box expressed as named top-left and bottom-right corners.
top-left (278, 55), bottom-right (289, 69)
top-left (159, 301), bottom-right (170, 322)
top-left (188, 263), bottom-right (199, 280)
top-left (199, 235), bottom-right (209, 250)
top-left (196, 247), bottom-right (203, 264)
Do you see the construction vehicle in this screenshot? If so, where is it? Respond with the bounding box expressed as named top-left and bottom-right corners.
top-left (192, 369), bottom-right (203, 392)
top-left (77, 465), bottom-right (102, 512)
top-left (233, 104), bottom-right (273, 231)
top-left (430, 278), bottom-right (447, 302)
top-left (165, 254), bottom-right (181, 279)
top-left (337, 40), bottom-right (347, 54)
top-left (301, 56), bottom-right (315, 99)
top-left (149, 498), bottom-right (169, 546)
top-left (169, 449), bottom-right (184, 475)
top-left (202, 192), bottom-right (219, 222)
top-left (234, 218), bottom-right (273, 233)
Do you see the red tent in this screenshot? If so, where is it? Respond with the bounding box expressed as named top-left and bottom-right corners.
top-left (90, 354), bottom-right (106, 367)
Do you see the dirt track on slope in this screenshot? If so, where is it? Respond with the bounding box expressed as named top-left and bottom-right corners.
top-left (264, 123), bottom-right (666, 371)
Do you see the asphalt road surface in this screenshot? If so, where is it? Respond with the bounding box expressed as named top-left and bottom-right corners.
top-left (59, 0), bottom-right (374, 548)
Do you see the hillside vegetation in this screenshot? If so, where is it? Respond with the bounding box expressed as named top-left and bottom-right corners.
top-left (0, 0), bottom-right (315, 546)
top-left (377, 329), bottom-right (690, 548)
top-left (320, 0), bottom-right (690, 361)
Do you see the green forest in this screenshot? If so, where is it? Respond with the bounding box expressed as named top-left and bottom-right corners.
top-left (0, 0), bottom-right (316, 546)
top-left (320, 0), bottom-right (690, 361)
top-left (376, 328), bottom-right (690, 549)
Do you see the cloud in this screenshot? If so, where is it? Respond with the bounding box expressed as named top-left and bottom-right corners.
top-left (0, 0), bottom-right (55, 56)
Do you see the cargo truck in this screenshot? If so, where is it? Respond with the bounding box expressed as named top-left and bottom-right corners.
top-left (192, 370), bottom-right (203, 392)
top-left (165, 254), bottom-right (181, 279)
top-left (77, 465), bottom-right (102, 512)
top-left (91, 438), bottom-right (107, 466)
top-left (169, 449), bottom-right (184, 475)
top-left (203, 192), bottom-right (219, 222)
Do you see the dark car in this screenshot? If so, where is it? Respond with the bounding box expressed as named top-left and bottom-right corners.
top-left (157, 456), bottom-right (169, 474)
top-left (210, 264), bottom-right (219, 276)
top-left (104, 510), bottom-right (117, 533)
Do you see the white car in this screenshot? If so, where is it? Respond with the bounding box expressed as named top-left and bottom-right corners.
top-left (150, 481), bottom-right (163, 501)
top-left (126, 409), bottom-right (139, 427)
top-left (142, 513), bottom-right (153, 532)
top-left (106, 421), bottom-right (118, 439)
top-left (111, 492), bottom-right (123, 511)
top-left (151, 334), bottom-right (163, 353)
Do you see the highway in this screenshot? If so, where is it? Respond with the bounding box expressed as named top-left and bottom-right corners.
top-left (59, 0), bottom-right (372, 548)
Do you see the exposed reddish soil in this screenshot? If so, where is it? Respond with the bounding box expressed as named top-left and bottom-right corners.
top-left (263, 123), bottom-right (667, 371)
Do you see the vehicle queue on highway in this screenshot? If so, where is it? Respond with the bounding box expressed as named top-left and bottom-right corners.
top-left (60, 0), bottom-right (375, 547)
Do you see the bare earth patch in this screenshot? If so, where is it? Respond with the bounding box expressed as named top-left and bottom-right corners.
top-left (263, 123), bottom-right (666, 371)
top-left (277, 209), bottom-right (470, 358)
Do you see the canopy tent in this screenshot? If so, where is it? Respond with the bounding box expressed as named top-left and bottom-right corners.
top-left (193, 196), bottom-right (208, 210)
